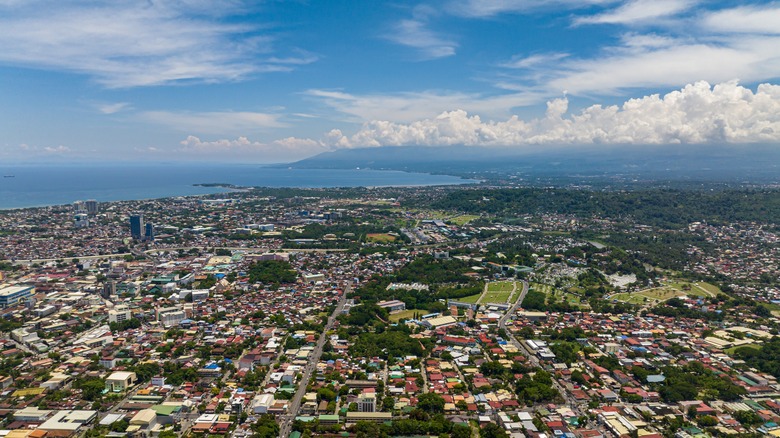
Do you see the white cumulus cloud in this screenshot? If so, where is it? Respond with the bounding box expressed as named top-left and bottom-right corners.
top-left (178, 135), bottom-right (329, 161)
top-left (323, 81), bottom-right (780, 147)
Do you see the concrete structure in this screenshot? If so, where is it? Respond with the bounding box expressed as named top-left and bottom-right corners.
top-left (252, 393), bottom-right (275, 414)
top-left (38, 410), bottom-right (97, 436)
top-left (0, 284), bottom-right (34, 308)
top-left (517, 311), bottom-right (548, 321)
top-left (356, 392), bottom-right (377, 412)
top-left (11, 327), bottom-right (39, 344)
top-left (106, 371), bottom-right (136, 392)
top-left (14, 407), bottom-right (53, 422)
top-left (421, 315), bottom-right (458, 329)
top-left (108, 306), bottom-right (132, 324)
top-left (377, 299), bottom-right (406, 312)
top-left (85, 199), bottom-right (98, 215)
top-left (128, 408), bottom-right (158, 435)
top-left (74, 213), bottom-right (89, 228)
top-left (345, 412), bottom-right (392, 424)
top-left (157, 307), bottom-right (186, 327)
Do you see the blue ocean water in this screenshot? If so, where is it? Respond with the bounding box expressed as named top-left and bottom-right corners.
top-left (0, 164), bottom-right (473, 209)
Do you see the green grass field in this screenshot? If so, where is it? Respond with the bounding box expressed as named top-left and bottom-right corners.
top-left (487, 281), bottom-right (515, 292)
top-left (457, 294), bottom-right (482, 304)
top-left (366, 233), bottom-right (397, 243)
top-left (482, 290), bottom-right (512, 303)
top-left (388, 309), bottom-right (419, 322)
top-left (725, 344), bottom-right (760, 356)
top-left (449, 215), bottom-right (480, 226)
top-left (479, 281), bottom-right (518, 304)
top-left (691, 282), bottom-right (722, 296)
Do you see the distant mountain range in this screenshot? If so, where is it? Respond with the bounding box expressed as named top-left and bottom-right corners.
top-left (284, 144), bottom-right (780, 184)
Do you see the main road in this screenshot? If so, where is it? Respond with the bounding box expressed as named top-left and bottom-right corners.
top-left (277, 283), bottom-right (350, 438)
top-left (7, 246), bottom-right (348, 265)
top-left (497, 280), bottom-right (579, 411)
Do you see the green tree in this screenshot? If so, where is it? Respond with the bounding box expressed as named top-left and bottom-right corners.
top-left (417, 393), bottom-right (445, 414)
top-left (481, 423), bottom-right (509, 438)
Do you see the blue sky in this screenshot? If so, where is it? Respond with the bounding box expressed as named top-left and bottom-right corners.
top-left (2, 0), bottom-right (780, 163)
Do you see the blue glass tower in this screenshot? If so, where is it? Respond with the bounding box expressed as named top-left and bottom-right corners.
top-left (130, 214), bottom-right (143, 240)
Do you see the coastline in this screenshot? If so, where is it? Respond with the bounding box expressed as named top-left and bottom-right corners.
top-left (0, 164), bottom-right (477, 210)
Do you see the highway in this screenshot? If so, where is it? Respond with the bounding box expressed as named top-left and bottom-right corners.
top-left (277, 284), bottom-right (350, 438)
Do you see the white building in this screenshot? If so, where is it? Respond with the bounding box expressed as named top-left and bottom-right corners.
top-left (357, 392), bottom-right (377, 412)
top-left (39, 410), bottom-right (98, 434)
top-left (106, 371), bottom-right (137, 392)
top-left (108, 306), bottom-right (132, 324)
top-left (157, 307), bottom-right (186, 328)
top-left (252, 393), bottom-right (275, 414)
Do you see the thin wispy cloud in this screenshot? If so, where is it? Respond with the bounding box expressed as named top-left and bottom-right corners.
top-left (0, 1), bottom-right (314, 87)
top-left (448, 0), bottom-right (615, 18)
top-left (702, 4), bottom-right (780, 35)
top-left (501, 53), bottom-right (570, 69)
top-left (574, 0), bottom-right (696, 25)
top-left (95, 102), bottom-right (131, 115)
top-left (386, 5), bottom-right (457, 59)
top-left (140, 111), bottom-right (286, 134)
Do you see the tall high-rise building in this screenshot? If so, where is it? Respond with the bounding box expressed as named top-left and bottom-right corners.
top-left (73, 200), bottom-right (86, 213)
top-left (102, 281), bottom-right (116, 298)
top-left (85, 199), bottom-right (98, 215)
top-left (130, 215), bottom-right (144, 240)
top-left (144, 222), bottom-right (155, 242)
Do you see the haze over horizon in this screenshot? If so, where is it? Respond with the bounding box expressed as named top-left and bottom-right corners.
top-left (2, 0), bottom-right (780, 163)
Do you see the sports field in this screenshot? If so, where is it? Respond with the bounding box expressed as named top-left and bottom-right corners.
top-left (388, 309), bottom-right (418, 322)
top-left (366, 233), bottom-right (397, 242)
top-left (479, 281), bottom-right (518, 304)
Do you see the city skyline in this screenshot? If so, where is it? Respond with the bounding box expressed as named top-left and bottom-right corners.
top-left (2, 0), bottom-right (780, 163)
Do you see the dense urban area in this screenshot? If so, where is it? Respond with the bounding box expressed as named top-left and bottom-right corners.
top-left (0, 185), bottom-right (779, 438)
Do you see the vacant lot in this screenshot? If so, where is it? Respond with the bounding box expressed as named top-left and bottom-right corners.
top-left (366, 233), bottom-right (397, 242)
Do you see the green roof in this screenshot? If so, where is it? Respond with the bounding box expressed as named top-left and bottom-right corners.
top-left (152, 405), bottom-right (180, 416)
top-left (318, 415), bottom-right (340, 421)
top-left (290, 433), bottom-right (301, 438)
top-left (295, 416), bottom-right (315, 422)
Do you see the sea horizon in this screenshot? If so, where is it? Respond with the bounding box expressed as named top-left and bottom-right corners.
top-left (0, 163), bottom-right (476, 210)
